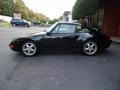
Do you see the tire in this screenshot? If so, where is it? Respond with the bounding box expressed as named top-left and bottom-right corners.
top-left (12, 24), bottom-right (16, 26)
top-left (21, 41), bottom-right (38, 56)
top-left (82, 40), bottom-right (98, 56)
top-left (25, 24), bottom-right (30, 27)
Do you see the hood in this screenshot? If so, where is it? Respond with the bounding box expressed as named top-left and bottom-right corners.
top-left (12, 31), bottom-right (47, 42)
top-left (26, 31), bottom-right (46, 36)
top-left (14, 31), bottom-right (46, 39)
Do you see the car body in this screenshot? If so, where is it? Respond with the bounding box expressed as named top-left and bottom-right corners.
top-left (11, 19), bottom-right (31, 27)
top-left (9, 22), bottom-right (112, 56)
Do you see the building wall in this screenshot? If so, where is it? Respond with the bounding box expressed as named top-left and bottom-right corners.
top-left (62, 11), bottom-right (73, 22)
top-left (103, 0), bottom-right (120, 38)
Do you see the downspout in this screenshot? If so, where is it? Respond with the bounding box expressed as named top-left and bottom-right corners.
top-left (102, 0), bottom-right (107, 33)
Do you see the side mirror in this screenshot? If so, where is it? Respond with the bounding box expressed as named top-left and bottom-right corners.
top-left (47, 32), bottom-right (51, 35)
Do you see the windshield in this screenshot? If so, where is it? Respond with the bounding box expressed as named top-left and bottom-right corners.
top-left (46, 22), bottom-right (58, 32)
top-left (23, 19), bottom-right (27, 22)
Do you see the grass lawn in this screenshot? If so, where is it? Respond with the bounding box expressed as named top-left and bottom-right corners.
top-left (0, 22), bottom-right (11, 27)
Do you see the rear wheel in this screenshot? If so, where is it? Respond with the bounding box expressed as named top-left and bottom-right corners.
top-left (82, 40), bottom-right (98, 55)
top-left (25, 24), bottom-right (30, 27)
top-left (21, 41), bottom-right (37, 56)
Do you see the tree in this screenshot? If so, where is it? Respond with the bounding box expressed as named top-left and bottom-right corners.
top-left (72, 0), bottom-right (81, 20)
top-left (14, 0), bottom-right (49, 22)
top-left (0, 0), bottom-right (49, 22)
top-left (14, 0), bottom-right (29, 19)
top-left (0, 0), bottom-right (14, 16)
top-left (48, 18), bottom-right (60, 24)
top-left (72, 0), bottom-right (100, 20)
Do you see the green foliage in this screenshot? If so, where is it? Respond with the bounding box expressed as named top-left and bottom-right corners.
top-left (0, 0), bottom-right (49, 22)
top-left (0, 22), bottom-right (11, 27)
top-left (14, 0), bottom-right (49, 22)
top-left (72, 0), bottom-right (99, 20)
top-left (72, 0), bottom-right (81, 20)
top-left (48, 18), bottom-right (60, 24)
top-left (0, 0), bottom-right (14, 16)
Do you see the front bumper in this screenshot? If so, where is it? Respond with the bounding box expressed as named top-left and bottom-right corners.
top-left (9, 42), bottom-right (20, 51)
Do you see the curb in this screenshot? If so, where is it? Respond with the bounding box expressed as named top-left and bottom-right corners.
top-left (111, 37), bottom-right (120, 44)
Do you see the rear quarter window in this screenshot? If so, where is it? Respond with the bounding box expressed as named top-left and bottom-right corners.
top-left (75, 25), bottom-right (82, 32)
top-left (81, 28), bottom-right (91, 33)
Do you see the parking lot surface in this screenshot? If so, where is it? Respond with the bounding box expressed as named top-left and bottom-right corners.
top-left (0, 26), bottom-right (120, 90)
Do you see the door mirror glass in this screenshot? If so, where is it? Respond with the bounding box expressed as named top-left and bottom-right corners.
top-left (47, 32), bottom-right (51, 35)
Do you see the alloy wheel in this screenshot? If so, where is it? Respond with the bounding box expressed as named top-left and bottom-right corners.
top-left (84, 41), bottom-right (98, 55)
top-left (22, 42), bottom-right (37, 56)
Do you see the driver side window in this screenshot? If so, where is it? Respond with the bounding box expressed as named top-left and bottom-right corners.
top-left (58, 24), bottom-right (76, 33)
top-left (51, 24), bottom-right (76, 34)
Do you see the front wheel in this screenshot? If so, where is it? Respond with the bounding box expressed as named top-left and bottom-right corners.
top-left (21, 41), bottom-right (38, 56)
top-left (82, 40), bottom-right (98, 56)
top-left (12, 24), bottom-right (16, 26)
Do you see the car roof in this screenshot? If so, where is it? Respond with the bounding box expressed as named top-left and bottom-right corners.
top-left (12, 18), bottom-right (20, 20)
top-left (56, 21), bottom-right (81, 25)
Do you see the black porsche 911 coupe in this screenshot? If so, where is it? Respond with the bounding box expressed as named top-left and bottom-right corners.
top-left (9, 22), bottom-right (112, 56)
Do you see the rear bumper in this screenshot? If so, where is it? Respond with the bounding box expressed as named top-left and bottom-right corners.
top-left (103, 39), bottom-right (112, 48)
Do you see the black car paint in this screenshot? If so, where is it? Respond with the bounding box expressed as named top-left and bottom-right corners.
top-left (9, 22), bottom-right (112, 52)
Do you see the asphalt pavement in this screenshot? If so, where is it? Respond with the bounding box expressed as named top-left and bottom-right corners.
top-left (0, 26), bottom-right (120, 90)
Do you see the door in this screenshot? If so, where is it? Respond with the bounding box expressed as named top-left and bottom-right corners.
top-left (38, 24), bottom-right (60, 50)
top-left (15, 19), bottom-right (21, 25)
top-left (54, 24), bottom-right (78, 50)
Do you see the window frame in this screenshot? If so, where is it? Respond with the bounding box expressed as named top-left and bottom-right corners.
top-left (51, 23), bottom-right (77, 34)
top-left (50, 24), bottom-right (60, 34)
